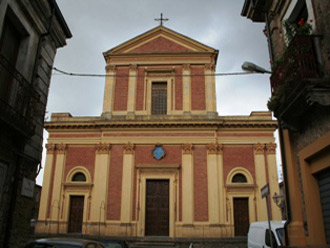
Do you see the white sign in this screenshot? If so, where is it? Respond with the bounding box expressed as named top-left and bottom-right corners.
top-left (21, 177), bottom-right (35, 198)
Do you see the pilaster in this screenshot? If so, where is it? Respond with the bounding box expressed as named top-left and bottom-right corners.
top-left (207, 143), bottom-right (221, 224)
top-left (181, 143), bottom-right (194, 224)
top-left (120, 142), bottom-right (135, 223)
top-left (50, 144), bottom-right (67, 223)
top-left (182, 64), bottom-right (191, 114)
top-left (205, 64), bottom-right (216, 113)
top-left (127, 64), bottom-right (137, 118)
top-left (38, 144), bottom-right (56, 221)
top-left (102, 65), bottom-right (116, 119)
top-left (90, 143), bottom-right (111, 223)
top-left (266, 142), bottom-right (282, 220)
top-left (253, 143), bottom-right (267, 221)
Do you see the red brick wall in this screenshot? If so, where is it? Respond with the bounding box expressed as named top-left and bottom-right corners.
top-left (113, 67), bottom-right (129, 111)
top-left (175, 67), bottom-right (183, 110)
top-left (129, 36), bottom-right (192, 53)
top-left (191, 66), bottom-right (206, 110)
top-left (193, 145), bottom-right (208, 221)
top-left (107, 145), bottom-right (123, 220)
top-left (64, 146), bottom-right (96, 181)
top-left (223, 146), bottom-right (255, 183)
top-left (135, 145), bottom-right (181, 165)
top-left (136, 67), bottom-right (145, 111)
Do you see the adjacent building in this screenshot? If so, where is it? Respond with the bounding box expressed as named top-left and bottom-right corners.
top-left (0, 0), bottom-right (71, 247)
top-left (36, 25), bottom-right (281, 239)
top-left (242, 0), bottom-right (330, 246)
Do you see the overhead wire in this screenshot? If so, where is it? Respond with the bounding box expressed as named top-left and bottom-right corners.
top-left (52, 67), bottom-right (263, 78)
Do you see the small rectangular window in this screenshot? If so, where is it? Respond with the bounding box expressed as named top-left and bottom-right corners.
top-left (152, 82), bottom-right (167, 115)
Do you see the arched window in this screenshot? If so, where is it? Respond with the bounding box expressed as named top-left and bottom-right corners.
top-left (72, 172), bottom-right (86, 182)
top-left (232, 173), bottom-right (247, 183)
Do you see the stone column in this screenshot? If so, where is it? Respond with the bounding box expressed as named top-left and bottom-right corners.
top-left (205, 64), bottom-right (216, 114)
top-left (102, 65), bottom-right (116, 119)
top-left (182, 144), bottom-right (194, 225)
top-left (207, 143), bottom-right (220, 224)
top-left (253, 143), bottom-right (267, 221)
top-left (266, 143), bottom-right (282, 220)
top-left (90, 143), bottom-right (111, 224)
top-left (120, 142), bottom-right (135, 223)
top-left (127, 64), bottom-right (137, 118)
top-left (50, 144), bottom-right (66, 225)
top-left (182, 64), bottom-right (191, 114)
top-left (38, 144), bottom-right (56, 221)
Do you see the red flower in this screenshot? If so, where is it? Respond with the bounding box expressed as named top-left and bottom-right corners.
top-left (310, 19), bottom-right (313, 22)
top-left (270, 61), bottom-right (274, 65)
top-left (298, 18), bottom-right (306, 26)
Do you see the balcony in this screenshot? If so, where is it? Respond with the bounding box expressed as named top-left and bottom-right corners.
top-left (0, 54), bottom-right (41, 137)
top-left (268, 35), bottom-right (330, 129)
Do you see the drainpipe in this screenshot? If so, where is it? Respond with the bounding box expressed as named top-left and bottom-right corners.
top-left (278, 119), bottom-right (291, 246)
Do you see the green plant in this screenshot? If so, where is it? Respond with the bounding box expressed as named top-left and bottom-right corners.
top-left (283, 18), bottom-right (312, 45)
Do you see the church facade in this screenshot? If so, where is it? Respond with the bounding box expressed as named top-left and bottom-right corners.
top-left (36, 25), bottom-right (281, 238)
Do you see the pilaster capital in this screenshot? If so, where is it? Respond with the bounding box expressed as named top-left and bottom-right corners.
top-left (105, 64), bottom-right (116, 73)
top-left (253, 143), bottom-right (265, 154)
top-left (129, 64), bottom-right (138, 71)
top-left (207, 143), bottom-right (223, 154)
top-left (56, 143), bottom-right (67, 154)
top-left (124, 142), bottom-right (135, 154)
top-left (182, 143), bottom-right (193, 154)
top-left (265, 142), bottom-right (277, 154)
top-left (95, 142), bottom-right (111, 154)
top-left (183, 64), bottom-right (190, 71)
top-left (205, 63), bottom-right (215, 71)
top-left (46, 143), bottom-right (56, 154)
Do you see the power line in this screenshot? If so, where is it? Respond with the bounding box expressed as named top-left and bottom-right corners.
top-left (52, 67), bottom-right (262, 78)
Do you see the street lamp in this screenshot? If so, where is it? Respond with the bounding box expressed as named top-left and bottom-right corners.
top-left (241, 61), bottom-right (271, 74)
top-left (272, 192), bottom-right (284, 208)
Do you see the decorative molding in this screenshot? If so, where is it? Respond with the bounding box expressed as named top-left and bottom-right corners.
top-left (129, 64), bottom-right (138, 71)
top-left (56, 144), bottom-right (67, 154)
top-left (253, 143), bottom-right (265, 154)
top-left (266, 142), bottom-right (277, 154)
top-left (183, 64), bottom-right (190, 71)
top-left (105, 65), bottom-right (116, 72)
top-left (46, 143), bottom-right (56, 154)
top-left (207, 143), bottom-right (223, 154)
top-left (205, 63), bottom-right (215, 71)
top-left (124, 142), bottom-right (135, 154)
top-left (182, 143), bottom-right (193, 154)
top-left (95, 143), bottom-right (111, 154)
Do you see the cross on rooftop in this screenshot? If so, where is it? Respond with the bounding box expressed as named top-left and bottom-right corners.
top-left (154, 13), bottom-right (169, 26)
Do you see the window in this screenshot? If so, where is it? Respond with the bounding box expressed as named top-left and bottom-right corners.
top-left (232, 173), bottom-right (247, 183)
top-left (152, 82), bottom-right (167, 115)
top-left (72, 172), bottom-right (86, 182)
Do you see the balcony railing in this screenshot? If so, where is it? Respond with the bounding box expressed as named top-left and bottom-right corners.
top-left (270, 35), bottom-right (320, 97)
top-left (0, 54), bottom-right (41, 136)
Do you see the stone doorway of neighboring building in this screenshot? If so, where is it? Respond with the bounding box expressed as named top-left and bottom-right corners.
top-left (68, 196), bottom-right (84, 233)
top-left (234, 197), bottom-right (250, 236)
top-left (145, 179), bottom-right (169, 236)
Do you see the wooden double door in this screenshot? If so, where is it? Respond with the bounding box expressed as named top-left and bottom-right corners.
top-left (68, 196), bottom-right (84, 233)
top-left (145, 180), bottom-right (169, 236)
top-left (234, 198), bottom-right (250, 236)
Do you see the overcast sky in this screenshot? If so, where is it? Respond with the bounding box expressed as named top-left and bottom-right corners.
top-left (37, 0), bottom-right (280, 185)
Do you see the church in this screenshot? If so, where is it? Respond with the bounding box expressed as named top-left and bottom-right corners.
top-left (36, 24), bottom-right (281, 238)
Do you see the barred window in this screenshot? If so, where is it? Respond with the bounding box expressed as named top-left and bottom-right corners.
top-left (152, 82), bottom-right (167, 115)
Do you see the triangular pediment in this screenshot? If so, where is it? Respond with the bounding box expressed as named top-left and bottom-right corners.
top-left (104, 25), bottom-right (217, 56)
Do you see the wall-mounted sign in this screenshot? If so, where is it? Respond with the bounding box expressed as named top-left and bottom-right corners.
top-left (21, 177), bottom-right (35, 198)
top-left (261, 183), bottom-right (270, 199)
